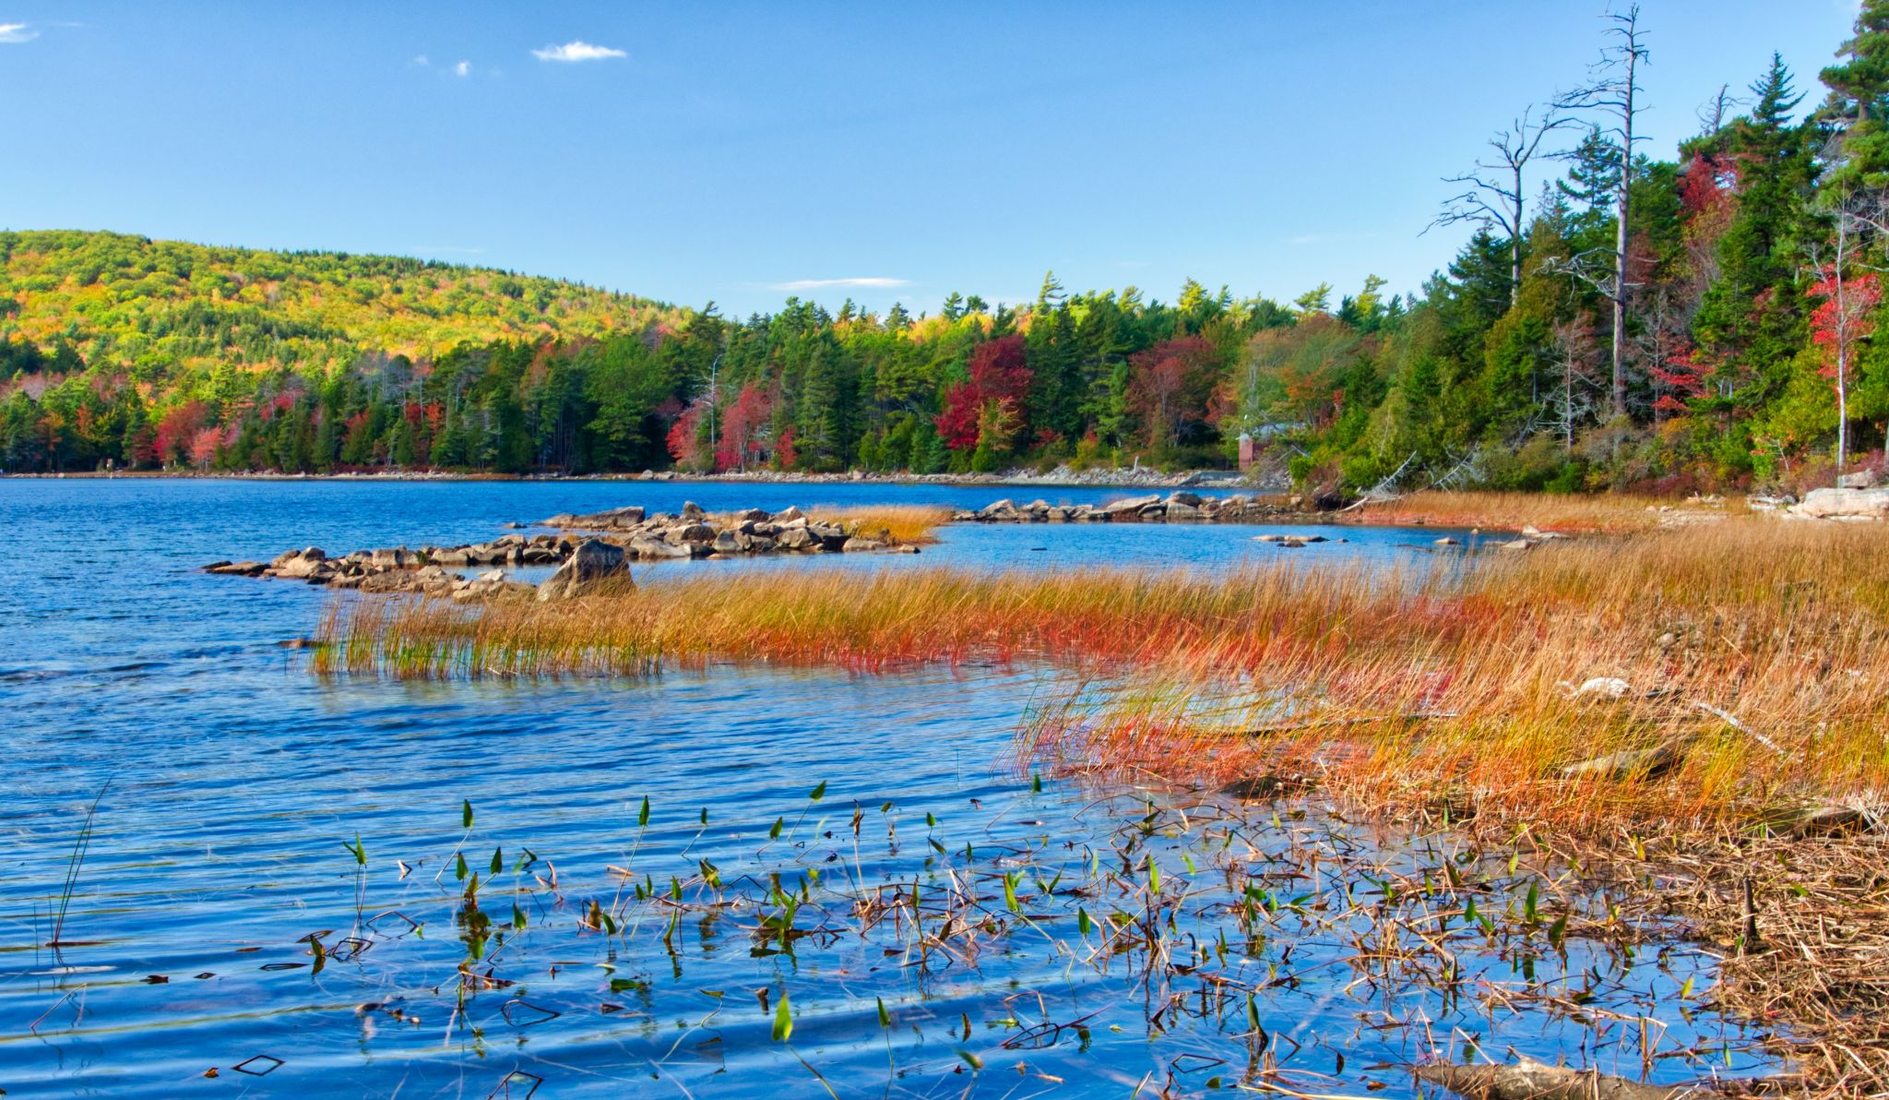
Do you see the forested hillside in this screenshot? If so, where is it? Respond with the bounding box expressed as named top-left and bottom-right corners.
top-left (9, 3), bottom-right (1889, 492)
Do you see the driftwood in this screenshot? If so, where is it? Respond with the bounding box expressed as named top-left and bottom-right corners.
top-left (1414, 1061), bottom-right (1717, 1100)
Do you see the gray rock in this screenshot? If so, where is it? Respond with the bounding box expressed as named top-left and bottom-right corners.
top-left (1792, 486), bottom-right (1889, 520)
top-left (629, 536), bottom-right (690, 560)
top-left (538, 539), bottom-right (631, 600)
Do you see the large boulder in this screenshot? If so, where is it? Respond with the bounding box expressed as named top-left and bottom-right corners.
top-left (1792, 487), bottom-right (1889, 521)
top-left (273, 547), bottom-right (329, 578)
top-left (537, 539), bottom-right (631, 601)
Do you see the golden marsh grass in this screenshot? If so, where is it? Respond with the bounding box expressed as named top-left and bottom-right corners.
top-left (319, 516), bottom-right (1889, 829)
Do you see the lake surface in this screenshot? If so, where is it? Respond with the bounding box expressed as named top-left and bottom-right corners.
top-left (0, 479), bottom-right (1781, 1097)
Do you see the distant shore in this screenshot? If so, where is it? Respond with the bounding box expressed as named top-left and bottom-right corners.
top-left (0, 464), bottom-right (1278, 492)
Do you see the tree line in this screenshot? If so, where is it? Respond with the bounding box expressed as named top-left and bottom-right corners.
top-left (7, 3), bottom-right (1889, 494)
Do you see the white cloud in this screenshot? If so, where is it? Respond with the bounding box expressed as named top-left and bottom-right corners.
top-left (453, 59), bottom-right (471, 77)
top-left (412, 54), bottom-right (430, 66)
top-left (532, 39), bottom-right (626, 63)
top-left (773, 277), bottom-right (910, 291)
top-left (0, 23), bottom-right (38, 43)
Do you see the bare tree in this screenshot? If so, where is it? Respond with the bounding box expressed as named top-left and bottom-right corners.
top-left (1555, 3), bottom-right (1649, 421)
top-left (1695, 84), bottom-right (1737, 138)
top-left (1807, 187), bottom-right (1889, 479)
top-left (1432, 106), bottom-right (1574, 304)
top-left (1550, 316), bottom-right (1603, 453)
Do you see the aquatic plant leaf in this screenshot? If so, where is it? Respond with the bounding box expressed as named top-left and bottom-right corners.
top-left (771, 990), bottom-right (792, 1042)
top-left (638, 796), bottom-right (650, 828)
top-left (809, 781), bottom-right (827, 801)
top-left (462, 800), bottom-right (474, 829)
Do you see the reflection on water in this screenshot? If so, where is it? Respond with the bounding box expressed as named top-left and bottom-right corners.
top-left (0, 480), bottom-right (1775, 1096)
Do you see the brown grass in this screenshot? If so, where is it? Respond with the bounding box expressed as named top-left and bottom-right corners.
top-left (1341, 490), bottom-right (1737, 534)
top-left (806, 504), bottom-right (952, 544)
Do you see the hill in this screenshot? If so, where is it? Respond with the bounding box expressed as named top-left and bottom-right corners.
top-left (0, 229), bottom-right (681, 381)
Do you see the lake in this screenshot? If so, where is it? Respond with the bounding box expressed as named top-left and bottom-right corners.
top-left (0, 478), bottom-right (1780, 1097)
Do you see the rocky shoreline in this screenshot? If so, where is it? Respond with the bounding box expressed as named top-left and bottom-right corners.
top-left (202, 502), bottom-right (923, 601)
top-left (16, 462), bottom-right (1273, 491)
top-left (954, 491), bottom-right (1302, 524)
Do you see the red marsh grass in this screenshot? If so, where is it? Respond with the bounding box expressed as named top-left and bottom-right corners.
top-left (319, 517), bottom-right (1889, 829)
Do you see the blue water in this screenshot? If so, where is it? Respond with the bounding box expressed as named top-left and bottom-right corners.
top-left (0, 479), bottom-right (1778, 1097)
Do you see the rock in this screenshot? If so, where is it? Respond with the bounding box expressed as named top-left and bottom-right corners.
top-left (273, 548), bottom-right (331, 578)
top-left (204, 560), bottom-right (268, 576)
top-left (1791, 486), bottom-right (1889, 520)
top-left (771, 505), bottom-right (804, 523)
top-left (629, 536), bottom-right (690, 560)
top-left (542, 506), bottom-right (645, 530)
top-left (842, 537), bottom-right (885, 552)
top-left (1166, 491), bottom-right (1203, 508)
top-left (1500, 538), bottom-right (1533, 550)
top-left (537, 539), bottom-right (631, 600)
top-left (454, 569), bottom-right (530, 602)
top-left (665, 523), bottom-right (717, 545)
top-left (1102, 494), bottom-right (1162, 518)
top-left (1775, 801), bottom-right (1877, 837)
top-left (889, 544), bottom-right (920, 554)
top-left (1558, 742), bottom-right (1680, 780)
top-left (776, 526), bottom-right (818, 551)
top-left (1165, 502), bottom-right (1202, 520)
top-left (1567, 676), bottom-right (1632, 700)
top-left (428, 547), bottom-right (472, 566)
top-left (1415, 1060), bottom-right (1702, 1100)
top-left (369, 547), bottom-right (412, 569)
top-left (1433, 537), bottom-right (1460, 547)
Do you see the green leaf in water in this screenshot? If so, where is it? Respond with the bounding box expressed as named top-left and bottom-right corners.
top-left (809, 781), bottom-right (827, 801)
top-left (462, 800), bottom-right (474, 829)
top-left (490, 847), bottom-right (502, 875)
top-left (876, 996), bottom-right (891, 1028)
top-left (638, 796), bottom-right (650, 828)
top-left (771, 990), bottom-right (793, 1042)
top-left (1148, 859), bottom-right (1161, 895)
top-left (1030, 773), bottom-right (1043, 793)
top-left (1078, 907), bottom-right (1093, 935)
top-left (1003, 872), bottom-right (1019, 913)
top-left (455, 852), bottom-right (468, 881)
top-left (769, 816), bottom-right (784, 840)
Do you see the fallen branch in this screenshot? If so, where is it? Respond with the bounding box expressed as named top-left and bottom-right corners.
top-left (1691, 701), bottom-right (1785, 756)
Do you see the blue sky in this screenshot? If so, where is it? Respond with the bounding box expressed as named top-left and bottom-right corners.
top-left (0, 2), bottom-right (1862, 317)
